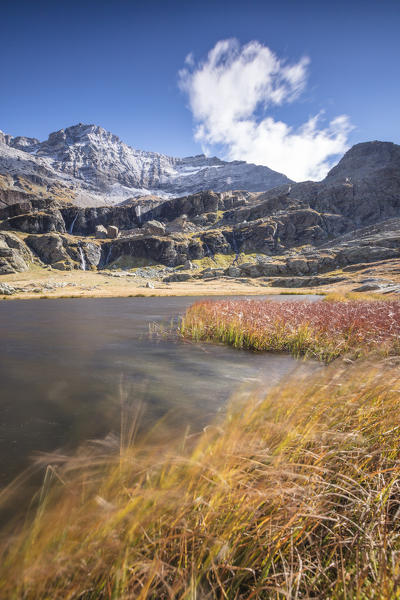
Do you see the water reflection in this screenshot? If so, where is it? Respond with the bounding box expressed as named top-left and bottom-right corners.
top-left (0, 295), bottom-right (318, 484)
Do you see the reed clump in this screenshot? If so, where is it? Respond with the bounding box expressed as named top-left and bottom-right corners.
top-left (179, 299), bottom-right (400, 361)
top-left (1, 361), bottom-right (400, 598)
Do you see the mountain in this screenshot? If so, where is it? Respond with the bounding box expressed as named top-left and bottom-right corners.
top-left (283, 141), bottom-right (400, 226)
top-left (325, 140), bottom-right (400, 182)
top-left (2, 139), bottom-right (400, 288)
top-left (0, 123), bottom-right (292, 207)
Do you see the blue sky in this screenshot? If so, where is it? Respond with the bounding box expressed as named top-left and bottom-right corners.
top-left (0, 0), bottom-right (399, 179)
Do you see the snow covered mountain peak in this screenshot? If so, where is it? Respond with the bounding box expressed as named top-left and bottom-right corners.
top-left (0, 123), bottom-right (292, 206)
top-left (38, 123), bottom-right (123, 156)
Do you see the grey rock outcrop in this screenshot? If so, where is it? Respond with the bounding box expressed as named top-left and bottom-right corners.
top-left (2, 138), bottom-right (400, 282)
top-left (2, 209), bottom-right (66, 234)
top-left (0, 232), bottom-right (32, 274)
top-left (107, 225), bottom-right (119, 239)
top-left (164, 272), bottom-right (194, 282)
top-left (183, 259), bottom-right (195, 270)
top-left (104, 234), bottom-right (205, 268)
top-left (289, 141), bottom-right (400, 228)
top-left (25, 234), bottom-right (74, 269)
top-left (95, 225), bottom-right (108, 239)
top-left (25, 234), bottom-right (103, 270)
top-left (143, 220), bottom-right (166, 236)
top-left (0, 282), bottom-right (16, 295)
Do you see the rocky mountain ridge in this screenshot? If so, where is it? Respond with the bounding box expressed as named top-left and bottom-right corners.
top-left (0, 123), bottom-right (292, 206)
top-left (1, 139), bottom-right (399, 293)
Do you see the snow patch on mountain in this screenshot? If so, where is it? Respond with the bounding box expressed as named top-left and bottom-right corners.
top-left (0, 123), bottom-right (292, 206)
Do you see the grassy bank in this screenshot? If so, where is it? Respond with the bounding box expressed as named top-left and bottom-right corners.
top-left (1, 362), bottom-right (400, 598)
top-left (179, 298), bottom-right (400, 361)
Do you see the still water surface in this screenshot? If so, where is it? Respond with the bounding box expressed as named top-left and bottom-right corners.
top-left (0, 295), bottom-right (318, 484)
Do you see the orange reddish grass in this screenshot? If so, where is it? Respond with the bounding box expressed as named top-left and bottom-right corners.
top-left (179, 299), bottom-right (400, 361)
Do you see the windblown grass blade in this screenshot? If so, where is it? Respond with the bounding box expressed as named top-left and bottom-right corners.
top-left (1, 360), bottom-right (400, 598)
top-left (179, 299), bottom-right (400, 361)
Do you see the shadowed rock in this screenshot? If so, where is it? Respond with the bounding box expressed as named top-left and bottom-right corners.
top-left (0, 232), bottom-right (33, 274)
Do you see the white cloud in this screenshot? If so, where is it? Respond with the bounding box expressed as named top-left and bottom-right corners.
top-left (179, 39), bottom-right (353, 181)
top-left (184, 52), bottom-right (194, 67)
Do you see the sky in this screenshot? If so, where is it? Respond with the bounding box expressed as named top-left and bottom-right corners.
top-left (0, 0), bottom-right (399, 180)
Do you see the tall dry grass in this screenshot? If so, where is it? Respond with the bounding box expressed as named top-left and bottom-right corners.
top-left (179, 299), bottom-right (400, 361)
top-left (1, 361), bottom-right (400, 599)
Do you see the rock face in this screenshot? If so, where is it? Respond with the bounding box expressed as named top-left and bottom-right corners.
top-left (0, 232), bottom-right (33, 274)
top-left (2, 210), bottom-right (66, 234)
top-left (95, 225), bottom-right (108, 239)
top-left (0, 282), bottom-right (16, 295)
top-left (143, 220), bottom-right (166, 236)
top-left (107, 225), bottom-right (119, 239)
top-left (289, 141), bottom-right (400, 227)
top-left (1, 139), bottom-right (400, 280)
top-left (103, 235), bottom-right (205, 268)
top-left (0, 123), bottom-right (292, 206)
top-left (25, 234), bottom-right (103, 270)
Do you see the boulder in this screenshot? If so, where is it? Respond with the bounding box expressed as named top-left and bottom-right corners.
top-left (0, 232), bottom-right (32, 274)
top-left (286, 258), bottom-right (309, 275)
top-left (226, 265), bottom-right (241, 277)
top-left (26, 233), bottom-right (73, 266)
top-left (201, 268), bottom-right (225, 279)
top-left (238, 263), bottom-right (262, 277)
top-left (0, 283), bottom-right (16, 295)
top-left (143, 220), bottom-right (166, 236)
top-left (352, 283), bottom-right (381, 292)
top-left (95, 225), bottom-right (108, 239)
top-left (164, 272), bottom-right (193, 282)
top-left (183, 259), bottom-right (196, 270)
top-left (107, 225), bottom-right (119, 239)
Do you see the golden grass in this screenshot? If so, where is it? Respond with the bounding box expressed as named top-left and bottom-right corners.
top-left (1, 361), bottom-right (400, 598)
top-left (324, 291), bottom-right (392, 302)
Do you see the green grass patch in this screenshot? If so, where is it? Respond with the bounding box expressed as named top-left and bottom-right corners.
top-left (191, 252), bottom-right (264, 270)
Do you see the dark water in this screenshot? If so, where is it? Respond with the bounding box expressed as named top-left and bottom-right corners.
top-left (0, 295), bottom-right (318, 485)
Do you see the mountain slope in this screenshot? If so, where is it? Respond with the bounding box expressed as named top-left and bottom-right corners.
top-left (1, 139), bottom-right (400, 283)
top-left (287, 141), bottom-right (400, 226)
top-left (0, 124), bottom-right (292, 206)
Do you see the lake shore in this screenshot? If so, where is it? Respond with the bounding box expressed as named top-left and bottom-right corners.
top-left (0, 269), bottom-right (327, 299)
top-left (0, 266), bottom-right (384, 300)
top-left (1, 291), bottom-right (400, 598)
top-left (3, 257), bottom-right (400, 300)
